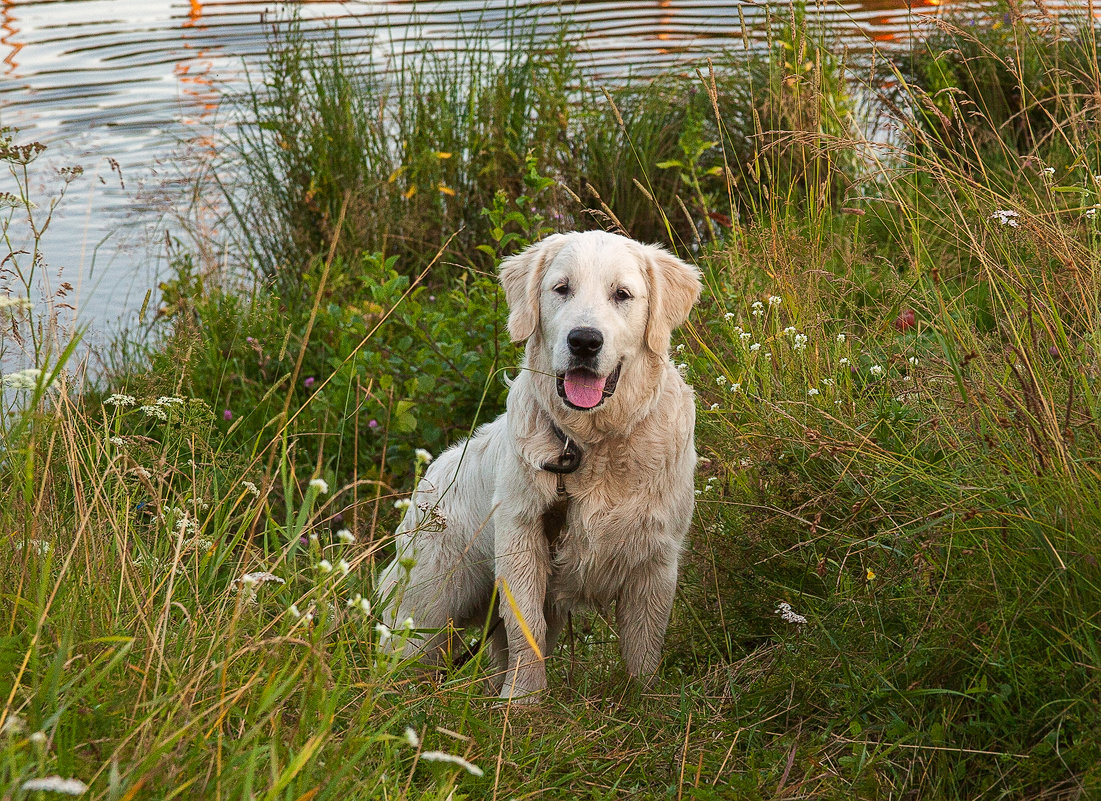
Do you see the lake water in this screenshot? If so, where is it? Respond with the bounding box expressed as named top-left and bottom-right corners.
top-left (1, 0), bottom-right (968, 343)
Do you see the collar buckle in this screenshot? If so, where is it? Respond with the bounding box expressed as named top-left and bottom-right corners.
top-left (541, 422), bottom-right (582, 478)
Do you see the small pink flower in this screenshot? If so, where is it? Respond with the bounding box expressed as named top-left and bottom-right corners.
top-left (304, 377), bottom-right (315, 389)
top-left (368, 419), bottom-right (379, 428)
top-left (223, 409), bottom-right (233, 421)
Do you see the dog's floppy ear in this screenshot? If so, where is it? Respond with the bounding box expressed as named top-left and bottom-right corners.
top-left (643, 245), bottom-right (702, 354)
top-left (498, 234), bottom-right (568, 343)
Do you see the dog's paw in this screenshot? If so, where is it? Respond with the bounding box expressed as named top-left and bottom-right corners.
top-left (495, 685), bottom-right (545, 708)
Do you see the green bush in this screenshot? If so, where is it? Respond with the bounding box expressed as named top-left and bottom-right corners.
top-left (899, 5), bottom-right (1101, 173)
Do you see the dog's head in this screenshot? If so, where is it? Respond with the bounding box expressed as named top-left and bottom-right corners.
top-left (499, 231), bottom-right (701, 412)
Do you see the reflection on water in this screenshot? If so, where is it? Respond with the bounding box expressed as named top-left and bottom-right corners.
top-left (0, 0), bottom-right (971, 333)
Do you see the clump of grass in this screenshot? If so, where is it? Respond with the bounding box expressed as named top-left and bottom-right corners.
top-left (228, 9), bottom-right (866, 283)
top-left (898, 2), bottom-right (1101, 177)
top-left (228, 14), bottom-right (582, 288)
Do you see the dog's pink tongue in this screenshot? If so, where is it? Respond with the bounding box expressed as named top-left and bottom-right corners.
top-left (563, 370), bottom-right (607, 408)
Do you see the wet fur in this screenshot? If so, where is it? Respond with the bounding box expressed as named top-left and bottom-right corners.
top-left (377, 231), bottom-right (701, 702)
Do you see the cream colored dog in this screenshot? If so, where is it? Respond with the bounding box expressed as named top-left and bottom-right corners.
top-left (377, 230), bottom-right (701, 702)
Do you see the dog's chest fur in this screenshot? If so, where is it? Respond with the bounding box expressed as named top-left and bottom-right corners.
top-left (546, 442), bottom-right (687, 607)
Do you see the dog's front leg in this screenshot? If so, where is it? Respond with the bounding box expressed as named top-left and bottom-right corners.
top-left (616, 558), bottom-right (678, 680)
top-left (494, 507), bottom-right (550, 704)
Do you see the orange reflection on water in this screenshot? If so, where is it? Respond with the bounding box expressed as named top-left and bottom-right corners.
top-left (177, 0), bottom-right (220, 140)
top-left (1, 0), bottom-right (22, 74)
top-left (186, 0), bottom-right (204, 28)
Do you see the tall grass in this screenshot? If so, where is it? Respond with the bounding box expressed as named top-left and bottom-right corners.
top-left (2, 3), bottom-right (1100, 798)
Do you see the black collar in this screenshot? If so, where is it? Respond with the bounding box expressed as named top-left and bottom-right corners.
top-left (541, 422), bottom-right (582, 475)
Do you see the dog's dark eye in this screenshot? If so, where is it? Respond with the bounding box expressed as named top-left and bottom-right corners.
top-left (553, 282), bottom-right (570, 296)
top-left (613, 287), bottom-right (632, 303)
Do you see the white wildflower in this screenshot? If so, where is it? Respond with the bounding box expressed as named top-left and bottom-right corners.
top-left (237, 571), bottom-right (283, 587)
top-left (139, 405), bottom-right (167, 421)
top-left (109, 436), bottom-right (125, 446)
top-left (676, 363), bottom-right (688, 377)
top-left (990, 209), bottom-right (1020, 228)
top-left (336, 558), bottom-right (350, 576)
top-left (836, 333), bottom-right (846, 343)
top-left (394, 498), bottom-right (412, 511)
top-left (0, 296), bottom-right (33, 312)
top-left (130, 553), bottom-right (168, 572)
top-left (318, 559), bottom-right (333, 573)
top-left (751, 300), bottom-right (764, 311)
top-left (420, 751), bottom-right (485, 777)
top-left (903, 375), bottom-right (913, 382)
top-left (404, 727), bottom-right (421, 748)
top-left (414, 448), bottom-right (433, 466)
top-left (1041, 166), bottom-right (1055, 180)
top-left (288, 604), bottom-right (302, 619)
top-left (401, 616), bottom-right (415, 631)
top-left (749, 343), bottom-right (761, 353)
top-left (807, 388), bottom-right (819, 396)
top-left (716, 375), bottom-right (727, 387)
top-left (376, 622), bottom-right (393, 645)
top-left (869, 364), bottom-right (883, 377)
top-left (739, 331), bottom-right (751, 341)
top-left (1, 713), bottom-right (26, 735)
top-left (20, 777), bottom-right (88, 795)
top-left (309, 478), bottom-right (329, 495)
top-left (723, 312), bottom-right (736, 321)
top-left (1094, 174), bottom-right (1101, 185)
top-left (156, 396), bottom-right (184, 406)
top-left (768, 295), bottom-right (782, 307)
top-left (1, 368), bottom-right (41, 390)
top-left (821, 378), bottom-right (835, 386)
top-left (732, 326), bottom-right (744, 335)
top-left (308, 532), bottom-right (318, 543)
top-left (675, 343), bottom-right (685, 352)
top-left (709, 403), bottom-right (719, 411)
top-left (1085, 207), bottom-right (1098, 219)
top-left (839, 357), bottom-right (850, 366)
top-left (694, 489), bottom-right (702, 496)
top-left (242, 480), bottom-right (260, 497)
top-left (190, 537), bottom-right (214, 552)
top-left (29, 731), bottom-right (47, 745)
top-left (783, 326), bottom-right (797, 336)
top-left (337, 528), bottom-right (355, 543)
top-left (775, 601), bottom-right (807, 625)
top-left (348, 593), bottom-right (371, 615)
top-left (104, 394), bottom-right (136, 406)
top-left (792, 334), bottom-right (808, 352)
top-left (12, 539), bottom-right (51, 555)
top-left (730, 383), bottom-right (741, 393)
top-left (908, 356), bottom-right (918, 367)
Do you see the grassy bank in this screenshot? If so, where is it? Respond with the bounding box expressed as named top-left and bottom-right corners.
top-left (2, 3), bottom-right (1100, 798)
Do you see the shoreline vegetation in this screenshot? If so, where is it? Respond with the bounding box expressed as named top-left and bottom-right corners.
top-left (3, 2), bottom-right (1100, 797)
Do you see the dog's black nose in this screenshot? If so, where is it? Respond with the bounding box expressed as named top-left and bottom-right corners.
top-left (567, 327), bottom-right (604, 357)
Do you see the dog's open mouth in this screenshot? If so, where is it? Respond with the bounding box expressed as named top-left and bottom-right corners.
top-left (557, 363), bottom-right (622, 410)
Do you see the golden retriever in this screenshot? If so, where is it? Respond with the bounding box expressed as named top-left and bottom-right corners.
top-left (377, 230), bottom-right (701, 702)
